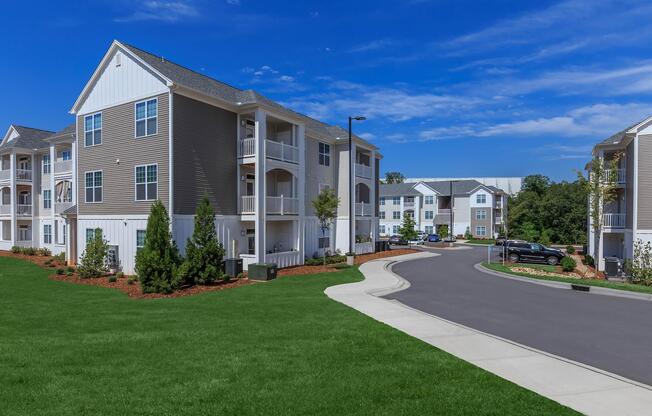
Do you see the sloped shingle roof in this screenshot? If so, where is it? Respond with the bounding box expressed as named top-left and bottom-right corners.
top-left (0, 126), bottom-right (54, 150)
top-left (380, 180), bottom-right (504, 197)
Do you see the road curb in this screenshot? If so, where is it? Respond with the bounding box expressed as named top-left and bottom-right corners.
top-left (475, 263), bottom-right (652, 302)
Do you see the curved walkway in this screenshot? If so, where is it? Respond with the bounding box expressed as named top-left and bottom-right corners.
top-left (325, 251), bottom-right (652, 416)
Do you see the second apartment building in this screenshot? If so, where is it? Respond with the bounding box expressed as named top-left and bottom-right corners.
top-left (66, 40), bottom-right (380, 273)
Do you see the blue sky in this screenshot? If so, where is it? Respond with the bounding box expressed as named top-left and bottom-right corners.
top-left (2, 0), bottom-right (652, 181)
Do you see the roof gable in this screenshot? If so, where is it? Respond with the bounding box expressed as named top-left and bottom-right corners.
top-left (0, 125), bottom-right (54, 151)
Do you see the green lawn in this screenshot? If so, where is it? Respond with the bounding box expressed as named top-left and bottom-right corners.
top-left (465, 239), bottom-right (496, 245)
top-left (483, 262), bottom-right (652, 294)
top-left (0, 257), bottom-right (577, 415)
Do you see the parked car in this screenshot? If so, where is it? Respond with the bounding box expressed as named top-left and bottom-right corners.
top-left (496, 238), bottom-right (526, 246)
top-left (389, 235), bottom-right (407, 245)
top-left (426, 234), bottom-right (441, 242)
top-left (417, 231), bottom-right (428, 241)
top-left (443, 235), bottom-right (457, 243)
top-left (495, 236), bottom-right (507, 246)
top-left (505, 241), bottom-right (566, 265)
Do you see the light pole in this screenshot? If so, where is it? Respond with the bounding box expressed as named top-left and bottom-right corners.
top-left (449, 180), bottom-right (455, 247)
top-left (349, 116), bottom-right (366, 255)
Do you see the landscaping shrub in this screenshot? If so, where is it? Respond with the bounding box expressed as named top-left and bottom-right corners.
top-left (464, 227), bottom-right (473, 241)
top-left (333, 263), bottom-right (352, 270)
top-left (37, 248), bottom-right (51, 256)
top-left (135, 201), bottom-right (180, 294)
top-left (66, 266), bottom-right (75, 273)
top-left (65, 271), bottom-right (73, 277)
top-left (77, 228), bottom-right (109, 279)
top-left (566, 245), bottom-right (576, 254)
top-left (631, 240), bottom-right (652, 286)
top-left (127, 277), bottom-right (136, 285)
top-left (44, 259), bottom-right (52, 266)
top-left (178, 195), bottom-right (225, 286)
top-left (54, 253), bottom-right (65, 263)
top-left (116, 272), bottom-right (124, 279)
top-left (56, 268), bottom-right (65, 275)
top-left (583, 254), bottom-right (595, 267)
top-left (305, 255), bottom-right (347, 266)
top-left (561, 256), bottom-right (577, 272)
top-left (11, 246), bottom-right (20, 254)
top-left (236, 272), bottom-right (246, 280)
top-left (24, 247), bottom-right (36, 256)
top-left (108, 275), bottom-right (117, 283)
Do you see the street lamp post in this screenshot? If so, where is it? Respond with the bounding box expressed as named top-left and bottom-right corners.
top-left (449, 180), bottom-right (455, 247)
top-left (349, 116), bottom-right (366, 255)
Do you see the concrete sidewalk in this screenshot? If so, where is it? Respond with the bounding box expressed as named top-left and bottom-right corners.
top-left (325, 252), bottom-right (652, 416)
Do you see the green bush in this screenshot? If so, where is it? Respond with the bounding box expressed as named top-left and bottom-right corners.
top-left (127, 277), bottom-right (136, 285)
top-left (66, 266), bottom-right (75, 273)
top-left (236, 272), bottom-right (246, 280)
top-left (116, 272), bottom-right (124, 279)
top-left (135, 201), bottom-right (181, 294)
top-left (305, 255), bottom-right (347, 266)
top-left (333, 263), bottom-right (352, 270)
top-left (108, 275), bottom-right (117, 283)
top-left (65, 271), bottom-right (73, 277)
top-left (24, 247), bottom-right (36, 256)
top-left (11, 246), bottom-right (20, 254)
top-left (54, 253), bottom-right (65, 263)
top-left (78, 228), bottom-right (108, 279)
top-left (583, 255), bottom-right (595, 267)
top-left (56, 268), bottom-right (65, 275)
top-left (37, 248), bottom-right (51, 256)
top-left (561, 256), bottom-right (577, 272)
top-left (566, 245), bottom-right (576, 254)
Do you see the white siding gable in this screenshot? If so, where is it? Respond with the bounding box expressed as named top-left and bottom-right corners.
top-left (413, 182), bottom-right (437, 195)
top-left (1, 126), bottom-right (20, 146)
top-left (77, 48), bottom-right (169, 116)
top-left (639, 124), bottom-right (652, 135)
top-left (469, 188), bottom-right (493, 207)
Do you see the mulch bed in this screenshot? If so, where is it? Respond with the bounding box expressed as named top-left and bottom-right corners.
top-left (0, 250), bottom-right (66, 268)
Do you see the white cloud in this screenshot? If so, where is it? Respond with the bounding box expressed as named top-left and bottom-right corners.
top-left (349, 39), bottom-right (398, 53)
top-left (358, 132), bottom-right (376, 141)
top-left (226, 0), bottom-right (240, 4)
top-left (115, 0), bottom-right (199, 23)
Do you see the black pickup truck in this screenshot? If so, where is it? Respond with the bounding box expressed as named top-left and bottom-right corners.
top-left (504, 241), bottom-right (566, 265)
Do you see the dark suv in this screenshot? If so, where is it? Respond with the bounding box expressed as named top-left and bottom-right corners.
top-left (505, 241), bottom-right (566, 265)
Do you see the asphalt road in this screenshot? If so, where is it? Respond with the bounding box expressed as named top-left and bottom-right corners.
top-left (386, 246), bottom-right (652, 386)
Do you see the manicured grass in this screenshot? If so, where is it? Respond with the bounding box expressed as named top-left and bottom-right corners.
top-left (483, 262), bottom-right (652, 294)
top-left (465, 239), bottom-right (496, 245)
top-left (0, 257), bottom-right (577, 415)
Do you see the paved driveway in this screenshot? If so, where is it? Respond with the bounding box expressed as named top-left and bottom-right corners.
top-left (387, 246), bottom-right (652, 386)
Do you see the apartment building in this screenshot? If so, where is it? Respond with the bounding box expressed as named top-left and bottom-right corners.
top-left (588, 116), bottom-right (652, 271)
top-left (405, 177), bottom-right (522, 196)
top-left (56, 40), bottom-right (380, 273)
top-left (379, 180), bottom-right (507, 238)
top-left (0, 125), bottom-right (76, 253)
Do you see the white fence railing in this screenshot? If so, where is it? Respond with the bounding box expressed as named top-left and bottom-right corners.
top-left (54, 160), bottom-right (72, 173)
top-left (17, 205), bottom-right (32, 216)
top-left (437, 209), bottom-right (452, 214)
top-left (355, 241), bottom-right (374, 255)
top-left (602, 169), bottom-right (626, 184)
top-left (16, 169), bottom-right (32, 181)
top-left (266, 140), bottom-right (299, 164)
top-left (355, 202), bottom-right (373, 216)
top-left (241, 195), bottom-right (255, 214)
top-left (267, 196), bottom-right (299, 215)
top-left (266, 250), bottom-right (302, 268)
top-left (355, 163), bottom-right (372, 179)
top-left (55, 202), bottom-right (74, 215)
top-left (238, 138), bottom-right (256, 158)
top-left (0, 170), bottom-right (9, 181)
top-left (0, 205), bottom-right (9, 215)
top-left (603, 213), bottom-right (626, 228)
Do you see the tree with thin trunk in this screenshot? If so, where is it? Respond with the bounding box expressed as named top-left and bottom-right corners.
top-left (311, 188), bottom-right (340, 265)
top-left (384, 171), bottom-right (405, 184)
top-left (399, 214), bottom-right (418, 242)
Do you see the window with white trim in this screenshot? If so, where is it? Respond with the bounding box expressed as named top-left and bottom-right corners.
top-left (425, 210), bottom-right (433, 220)
top-left (43, 190), bottom-right (51, 209)
top-left (393, 225), bottom-right (400, 234)
top-left (86, 228), bottom-right (102, 243)
top-left (393, 211), bottom-right (400, 220)
top-left (379, 197), bottom-right (385, 206)
top-left (43, 224), bottom-right (52, 244)
top-left (85, 171), bottom-right (102, 203)
top-left (135, 164), bottom-right (158, 201)
top-left (392, 196), bottom-right (400, 205)
top-left (379, 225), bottom-right (386, 234)
top-left (137, 229), bottom-right (146, 252)
top-left (318, 236), bottom-right (330, 249)
top-left (318, 142), bottom-right (330, 166)
top-left (135, 99), bottom-right (158, 137)
top-left (84, 113), bottom-right (102, 146)
top-left (476, 193), bottom-right (487, 204)
top-left (379, 211), bottom-right (385, 219)
top-left (425, 225), bottom-right (433, 234)
top-left (424, 195), bottom-right (434, 204)
top-left (476, 209), bottom-right (487, 220)
top-left (61, 150), bottom-right (71, 161)
top-left (42, 155), bottom-right (51, 174)
top-left (476, 226), bottom-right (487, 236)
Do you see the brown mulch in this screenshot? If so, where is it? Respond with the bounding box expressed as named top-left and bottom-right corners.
top-left (0, 250), bottom-right (66, 268)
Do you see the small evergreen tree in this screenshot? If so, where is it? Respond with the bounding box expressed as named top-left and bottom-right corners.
top-left (181, 195), bottom-right (225, 285)
top-left (135, 201), bottom-right (180, 293)
top-left (78, 228), bottom-right (108, 278)
top-left (399, 214), bottom-right (418, 241)
top-left (311, 188), bottom-right (340, 265)
top-left (437, 224), bottom-right (449, 239)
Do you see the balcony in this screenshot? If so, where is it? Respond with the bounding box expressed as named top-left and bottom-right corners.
top-left (403, 200), bottom-right (415, 209)
top-left (0, 205), bottom-right (9, 216)
top-left (355, 202), bottom-right (373, 217)
top-left (603, 213), bottom-right (626, 228)
top-left (241, 195), bottom-right (255, 214)
top-left (267, 196), bottom-right (299, 215)
top-left (54, 160), bottom-right (72, 174)
top-left (16, 204), bottom-right (32, 216)
top-left (238, 138), bottom-right (255, 158)
top-left (602, 168), bottom-right (626, 184)
top-left (16, 169), bottom-right (32, 181)
top-left (266, 140), bottom-right (299, 164)
top-left (55, 202), bottom-right (74, 215)
top-left (266, 250), bottom-right (302, 268)
top-left (355, 163), bottom-right (372, 179)
top-left (0, 170), bottom-right (9, 182)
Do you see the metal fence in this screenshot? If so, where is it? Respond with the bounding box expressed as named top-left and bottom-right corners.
top-left (486, 244), bottom-right (508, 265)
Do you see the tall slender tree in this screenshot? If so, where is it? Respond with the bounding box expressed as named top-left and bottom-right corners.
top-left (311, 188), bottom-right (340, 265)
top-left (182, 195), bottom-right (225, 284)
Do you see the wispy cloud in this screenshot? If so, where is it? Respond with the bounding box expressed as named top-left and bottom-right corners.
top-left (348, 39), bottom-right (398, 53)
top-left (114, 1), bottom-right (199, 23)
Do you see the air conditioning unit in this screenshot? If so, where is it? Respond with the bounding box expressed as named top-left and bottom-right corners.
top-left (107, 245), bottom-right (120, 273)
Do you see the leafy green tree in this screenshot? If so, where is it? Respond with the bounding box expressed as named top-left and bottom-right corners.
top-left (78, 228), bottom-right (108, 279)
top-left (180, 195), bottom-right (225, 285)
top-left (398, 214), bottom-right (418, 241)
top-left (135, 201), bottom-right (181, 293)
top-left (311, 188), bottom-right (340, 265)
top-left (522, 174), bottom-right (551, 196)
top-left (384, 171), bottom-right (405, 184)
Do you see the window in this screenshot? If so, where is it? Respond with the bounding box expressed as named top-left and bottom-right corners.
top-left (392, 196), bottom-right (400, 205)
top-left (318, 236), bottom-right (330, 249)
top-left (476, 209), bottom-right (487, 220)
top-left (379, 197), bottom-right (385, 206)
top-left (425, 225), bottom-right (433, 234)
top-left (43, 190), bottom-right (51, 209)
top-left (425, 195), bottom-right (434, 205)
top-left (318, 183), bottom-right (331, 193)
top-left (476, 193), bottom-right (487, 204)
top-left (43, 224), bottom-right (52, 244)
top-left (318, 142), bottom-right (330, 166)
top-left (379, 225), bottom-right (386, 234)
top-left (393, 211), bottom-right (401, 220)
top-left (42, 155), bottom-right (51, 174)
top-left (137, 230), bottom-right (146, 252)
top-left (425, 211), bottom-right (433, 220)
top-left (135, 99), bottom-right (158, 137)
top-left (135, 164), bottom-right (158, 201)
top-left (476, 226), bottom-right (487, 236)
top-left (84, 113), bottom-right (102, 146)
top-left (61, 150), bottom-right (71, 161)
top-left (405, 196), bottom-right (414, 203)
top-left (393, 225), bottom-right (400, 234)
top-left (86, 228), bottom-right (101, 243)
top-left (379, 211), bottom-right (385, 219)
top-left (85, 171), bottom-right (103, 203)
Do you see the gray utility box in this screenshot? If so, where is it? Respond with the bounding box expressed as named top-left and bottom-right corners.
top-left (248, 263), bottom-right (278, 281)
top-left (224, 258), bottom-right (243, 278)
top-left (604, 257), bottom-right (620, 278)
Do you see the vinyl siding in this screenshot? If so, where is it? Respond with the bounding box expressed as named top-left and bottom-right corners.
top-left (470, 207), bottom-right (492, 237)
top-left (77, 93), bottom-right (170, 215)
top-left (172, 93), bottom-right (237, 215)
top-left (638, 135), bottom-right (652, 229)
top-left (626, 140), bottom-right (634, 229)
top-left (305, 136), bottom-right (334, 216)
top-left (375, 157), bottom-right (380, 217)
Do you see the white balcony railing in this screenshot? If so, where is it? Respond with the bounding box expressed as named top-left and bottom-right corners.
top-left (266, 196), bottom-right (299, 215)
top-left (355, 241), bottom-right (374, 255)
top-left (241, 195), bottom-right (255, 214)
top-left (238, 138), bottom-right (256, 158)
top-left (437, 209), bottom-right (452, 214)
top-left (603, 213), bottom-right (626, 228)
top-left (266, 250), bottom-right (302, 268)
top-left (602, 168), bottom-right (626, 184)
top-left (55, 202), bottom-right (74, 215)
top-left (0, 170), bottom-right (9, 181)
top-left (403, 200), bottom-right (415, 209)
top-left (355, 163), bottom-right (372, 179)
top-left (54, 160), bottom-right (72, 173)
top-left (495, 216), bottom-right (503, 224)
top-left (16, 169), bottom-right (32, 181)
top-left (266, 140), bottom-right (299, 164)
top-left (16, 205), bottom-right (32, 216)
top-left (355, 202), bottom-right (373, 216)
top-left (0, 205), bottom-right (9, 215)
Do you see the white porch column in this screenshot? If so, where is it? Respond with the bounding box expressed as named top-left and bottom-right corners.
top-left (370, 150), bottom-right (376, 241)
top-left (350, 142), bottom-right (357, 253)
top-left (254, 109), bottom-right (267, 264)
top-left (50, 145), bottom-right (56, 247)
top-left (297, 124), bottom-right (306, 261)
top-left (414, 195), bottom-right (421, 231)
top-left (31, 153), bottom-right (36, 246)
top-left (9, 152), bottom-right (16, 244)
